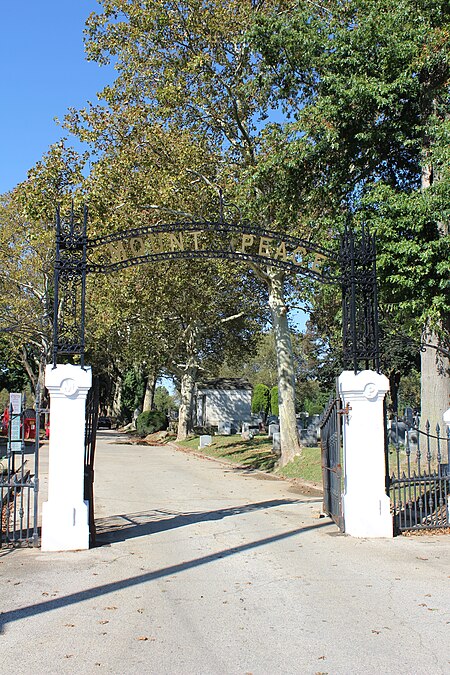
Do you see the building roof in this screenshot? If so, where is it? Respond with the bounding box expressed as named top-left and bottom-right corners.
top-left (196, 378), bottom-right (253, 391)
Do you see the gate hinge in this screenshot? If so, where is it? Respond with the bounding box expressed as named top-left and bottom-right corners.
top-left (337, 403), bottom-right (352, 418)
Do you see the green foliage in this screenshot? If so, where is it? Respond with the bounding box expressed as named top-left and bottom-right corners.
top-left (0, 337), bottom-right (28, 393)
top-left (251, 383), bottom-right (270, 415)
top-left (270, 386), bottom-right (279, 416)
top-left (0, 143), bottom-right (87, 392)
top-left (153, 385), bottom-right (175, 415)
top-left (303, 395), bottom-right (328, 417)
top-left (252, 0), bottom-right (450, 353)
top-left (136, 410), bottom-right (168, 437)
top-left (398, 369), bottom-right (421, 412)
top-left (0, 389), bottom-right (9, 411)
top-left (121, 368), bottom-right (145, 421)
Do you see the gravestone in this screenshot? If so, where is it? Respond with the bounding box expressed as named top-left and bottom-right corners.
top-left (218, 421), bottom-right (232, 435)
top-left (272, 431), bottom-right (281, 455)
top-left (268, 423), bottom-right (279, 438)
top-left (199, 435), bottom-right (212, 449)
top-left (404, 407), bottom-right (414, 427)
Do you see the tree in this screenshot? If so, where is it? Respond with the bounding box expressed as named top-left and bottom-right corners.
top-left (270, 386), bottom-right (279, 416)
top-left (0, 143), bottom-right (86, 398)
top-left (0, 335), bottom-right (28, 393)
top-left (67, 0), bottom-right (310, 464)
top-left (251, 384), bottom-right (270, 415)
top-left (252, 0), bottom-right (450, 427)
top-left (153, 386), bottom-right (175, 416)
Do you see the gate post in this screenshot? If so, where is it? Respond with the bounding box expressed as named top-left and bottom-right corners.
top-left (41, 364), bottom-right (92, 551)
top-left (339, 370), bottom-right (392, 538)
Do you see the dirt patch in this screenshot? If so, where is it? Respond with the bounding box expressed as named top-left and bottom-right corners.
top-left (401, 527), bottom-right (450, 537)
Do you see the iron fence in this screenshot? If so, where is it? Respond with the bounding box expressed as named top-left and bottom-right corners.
top-left (1, 390), bottom-right (40, 547)
top-left (387, 417), bottom-right (450, 533)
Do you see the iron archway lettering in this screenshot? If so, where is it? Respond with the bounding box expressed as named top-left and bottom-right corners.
top-left (52, 208), bottom-right (379, 373)
top-left (87, 221), bottom-right (337, 281)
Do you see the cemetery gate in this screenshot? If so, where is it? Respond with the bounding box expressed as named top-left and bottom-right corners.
top-left (51, 206), bottom-right (381, 542)
top-left (319, 382), bottom-right (344, 531)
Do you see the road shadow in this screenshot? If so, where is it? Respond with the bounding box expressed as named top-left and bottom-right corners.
top-left (94, 498), bottom-right (323, 544)
top-left (0, 519), bottom-right (332, 634)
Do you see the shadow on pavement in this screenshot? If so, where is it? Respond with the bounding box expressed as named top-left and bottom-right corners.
top-left (0, 519), bottom-right (332, 633)
top-left (94, 498), bottom-right (323, 544)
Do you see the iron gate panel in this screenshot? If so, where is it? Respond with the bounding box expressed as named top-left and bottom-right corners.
top-left (1, 391), bottom-right (40, 547)
top-left (320, 384), bottom-right (344, 531)
top-left (84, 377), bottom-right (99, 547)
top-left (386, 417), bottom-right (450, 533)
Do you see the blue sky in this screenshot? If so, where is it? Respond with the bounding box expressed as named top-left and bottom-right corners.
top-left (0, 2), bottom-right (111, 194)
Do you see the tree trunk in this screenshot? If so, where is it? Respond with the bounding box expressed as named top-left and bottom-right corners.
top-left (142, 372), bottom-right (157, 411)
top-left (267, 268), bottom-right (302, 466)
top-left (420, 328), bottom-right (450, 431)
top-left (20, 346), bottom-right (37, 393)
top-left (388, 370), bottom-right (401, 414)
top-left (420, 148), bottom-right (450, 430)
top-left (176, 365), bottom-right (197, 441)
top-left (111, 375), bottom-right (122, 419)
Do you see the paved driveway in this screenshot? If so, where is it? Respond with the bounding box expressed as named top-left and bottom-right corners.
top-left (1, 431), bottom-right (449, 674)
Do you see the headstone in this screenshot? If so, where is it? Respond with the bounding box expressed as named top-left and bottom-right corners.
top-left (272, 431), bottom-right (281, 454)
top-left (241, 430), bottom-right (251, 441)
top-left (404, 407), bottom-right (413, 426)
top-left (268, 423), bottom-right (280, 438)
top-left (218, 421), bottom-right (232, 435)
top-left (199, 435), bottom-right (212, 449)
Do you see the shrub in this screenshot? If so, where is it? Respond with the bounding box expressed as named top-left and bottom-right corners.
top-left (136, 410), bottom-right (168, 436)
top-left (270, 386), bottom-right (279, 416)
top-left (251, 383), bottom-right (270, 415)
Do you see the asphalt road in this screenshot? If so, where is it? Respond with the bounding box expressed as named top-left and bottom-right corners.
top-left (1, 431), bottom-right (449, 675)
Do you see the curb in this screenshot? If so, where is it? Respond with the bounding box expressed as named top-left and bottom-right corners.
top-left (167, 441), bottom-right (324, 498)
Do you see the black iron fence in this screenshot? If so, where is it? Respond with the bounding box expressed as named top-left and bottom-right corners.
top-left (386, 417), bottom-right (450, 533)
top-left (1, 390), bottom-right (41, 547)
top-left (320, 388), bottom-right (344, 531)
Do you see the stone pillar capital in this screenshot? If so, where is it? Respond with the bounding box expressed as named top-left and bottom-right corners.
top-left (339, 370), bottom-right (389, 403)
top-left (45, 364), bottom-right (92, 400)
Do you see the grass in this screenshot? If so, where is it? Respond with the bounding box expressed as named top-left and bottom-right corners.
top-left (174, 433), bottom-right (323, 485)
top-left (276, 447), bottom-right (323, 484)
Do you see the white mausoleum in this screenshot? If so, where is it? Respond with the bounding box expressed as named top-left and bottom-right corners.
top-left (194, 378), bottom-right (252, 429)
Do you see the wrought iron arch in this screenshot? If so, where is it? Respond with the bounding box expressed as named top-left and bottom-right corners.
top-left (52, 208), bottom-right (380, 372)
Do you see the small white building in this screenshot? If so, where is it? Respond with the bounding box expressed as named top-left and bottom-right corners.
top-left (194, 378), bottom-right (253, 430)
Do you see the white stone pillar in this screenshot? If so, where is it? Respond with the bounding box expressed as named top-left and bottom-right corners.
top-left (339, 370), bottom-right (393, 538)
top-left (41, 364), bottom-right (92, 551)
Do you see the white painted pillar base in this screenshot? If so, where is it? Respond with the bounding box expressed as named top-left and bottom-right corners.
top-left (339, 370), bottom-right (393, 538)
top-left (41, 364), bottom-right (92, 551)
